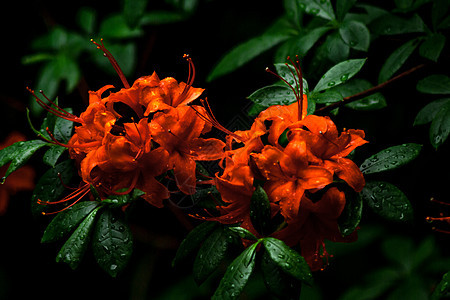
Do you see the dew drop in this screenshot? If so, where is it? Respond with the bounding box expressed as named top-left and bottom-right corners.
top-left (327, 81), bottom-right (336, 87)
top-left (110, 264), bottom-right (118, 271)
top-left (340, 74), bottom-right (349, 81)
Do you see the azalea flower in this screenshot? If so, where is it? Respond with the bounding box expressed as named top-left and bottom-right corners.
top-left (0, 132), bottom-right (35, 215)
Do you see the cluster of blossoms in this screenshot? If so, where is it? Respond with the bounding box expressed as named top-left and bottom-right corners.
top-left (29, 42), bottom-right (367, 271)
top-left (29, 40), bottom-right (224, 211)
top-left (207, 60), bottom-right (368, 271)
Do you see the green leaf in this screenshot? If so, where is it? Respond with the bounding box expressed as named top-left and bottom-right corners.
top-left (275, 26), bottom-right (331, 62)
top-left (419, 34), bottom-right (446, 62)
top-left (414, 98), bottom-right (450, 126)
top-left (0, 140), bottom-right (47, 180)
top-left (42, 146), bottom-right (66, 167)
top-left (309, 90), bottom-right (342, 104)
top-left (430, 101), bottom-right (450, 149)
top-left (360, 143), bottom-right (422, 175)
top-left (417, 75), bottom-right (450, 94)
top-left (99, 14), bottom-right (144, 39)
top-left (360, 181), bottom-right (413, 221)
top-left (262, 237), bottom-right (313, 285)
top-left (193, 227), bottom-right (233, 285)
top-left (432, 0), bottom-right (450, 31)
top-left (339, 20), bottom-right (370, 51)
top-left (370, 13), bottom-right (426, 35)
top-left (284, 0), bottom-right (302, 28)
top-left (228, 226), bottom-right (257, 241)
top-left (274, 63), bottom-right (309, 93)
top-left (336, 0), bottom-right (357, 21)
top-left (338, 193), bottom-right (363, 237)
top-left (248, 85), bottom-right (296, 107)
top-left (172, 221), bottom-right (218, 267)
top-left (381, 236), bottom-right (414, 270)
top-left (56, 206), bottom-right (101, 269)
top-left (77, 7), bottom-right (96, 34)
top-left (207, 32), bottom-right (290, 82)
top-left (92, 209), bottom-right (133, 277)
top-left (378, 38), bottom-right (420, 84)
top-left (123, 0), bottom-right (148, 28)
top-left (431, 271), bottom-right (450, 300)
top-left (250, 186), bottom-right (272, 236)
top-left (314, 59), bottom-right (367, 92)
top-left (101, 188), bottom-right (145, 207)
top-left (261, 250), bottom-right (302, 299)
top-left (53, 108), bottom-right (74, 143)
top-left (212, 242), bottom-right (259, 300)
top-left (298, 0), bottom-right (336, 21)
top-left (31, 160), bottom-right (76, 216)
top-left (140, 10), bottom-right (186, 25)
top-left (346, 93), bottom-right (387, 111)
top-left (41, 201), bottom-right (100, 243)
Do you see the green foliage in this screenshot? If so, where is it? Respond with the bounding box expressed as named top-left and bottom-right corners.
top-left (92, 208), bottom-right (133, 277)
top-left (250, 186), bottom-right (272, 236)
top-left (313, 59), bottom-right (366, 92)
top-left (338, 193), bottom-right (363, 237)
top-left (56, 206), bottom-right (101, 270)
top-left (431, 271), bottom-right (450, 300)
top-left (359, 143), bottom-right (422, 175)
top-left (212, 242), bottom-right (259, 299)
top-left (360, 181), bottom-right (413, 222)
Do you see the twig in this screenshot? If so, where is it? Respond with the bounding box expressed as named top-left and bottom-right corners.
top-left (315, 64), bottom-right (427, 113)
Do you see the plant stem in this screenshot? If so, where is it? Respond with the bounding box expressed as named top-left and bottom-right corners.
top-left (315, 64), bottom-right (426, 113)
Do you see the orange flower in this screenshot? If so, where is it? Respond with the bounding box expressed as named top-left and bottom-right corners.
top-left (0, 132), bottom-right (35, 215)
top-left (150, 105), bottom-right (225, 195)
top-left (251, 135), bottom-right (333, 221)
top-left (291, 115), bottom-right (368, 192)
top-left (273, 188), bottom-right (357, 271)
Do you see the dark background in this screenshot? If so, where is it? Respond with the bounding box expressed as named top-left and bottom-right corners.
top-left (1, 1), bottom-right (448, 299)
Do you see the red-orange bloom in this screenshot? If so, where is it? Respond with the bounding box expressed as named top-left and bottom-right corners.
top-left (150, 105), bottom-right (225, 195)
top-left (251, 135), bottom-right (333, 221)
top-left (0, 132), bottom-right (35, 215)
top-left (292, 115), bottom-right (368, 192)
top-left (273, 188), bottom-right (357, 271)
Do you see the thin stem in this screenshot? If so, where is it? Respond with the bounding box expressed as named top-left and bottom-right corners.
top-left (315, 64), bottom-right (426, 113)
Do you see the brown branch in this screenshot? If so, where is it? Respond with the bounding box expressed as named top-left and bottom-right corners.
top-left (315, 64), bottom-right (427, 113)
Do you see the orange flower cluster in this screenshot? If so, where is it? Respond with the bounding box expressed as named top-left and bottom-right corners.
top-left (30, 44), bottom-right (225, 210)
top-left (208, 62), bottom-right (368, 271)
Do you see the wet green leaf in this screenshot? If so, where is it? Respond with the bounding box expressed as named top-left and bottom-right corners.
top-left (248, 85), bottom-right (296, 107)
top-left (56, 206), bottom-right (101, 269)
top-left (172, 221), bottom-right (218, 267)
top-left (314, 59), bottom-right (367, 92)
top-left (0, 140), bottom-right (47, 180)
top-left (41, 201), bottom-right (100, 243)
top-left (261, 250), bottom-right (302, 299)
top-left (298, 0), bottom-right (335, 21)
top-left (262, 237), bottom-right (313, 285)
top-left (92, 209), bottom-right (133, 277)
top-left (360, 181), bottom-right (413, 221)
top-left (338, 193), bottom-right (363, 237)
top-left (417, 75), bottom-right (450, 94)
top-left (274, 63), bottom-right (309, 93)
top-left (430, 101), bottom-right (450, 149)
top-left (378, 38), bottom-right (420, 83)
top-left (250, 186), bottom-right (272, 236)
top-left (193, 227), bottom-right (233, 285)
top-left (228, 226), bottom-right (257, 241)
top-left (212, 242), bottom-right (259, 299)
top-left (42, 145), bottom-right (66, 167)
top-left (360, 143), bottom-right (422, 174)
top-left (99, 14), bottom-right (144, 39)
top-left (414, 98), bottom-right (450, 126)
top-left (339, 20), bottom-right (370, 51)
top-left (336, 0), bottom-right (357, 21)
top-left (419, 34), bottom-right (446, 62)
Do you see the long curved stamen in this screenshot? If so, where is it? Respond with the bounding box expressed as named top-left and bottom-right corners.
top-left (38, 183), bottom-right (91, 215)
top-left (177, 54), bottom-right (196, 105)
top-left (191, 98), bottom-right (245, 142)
top-left (91, 39), bottom-right (130, 89)
top-left (26, 87), bottom-right (83, 123)
top-left (266, 55), bottom-right (305, 121)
